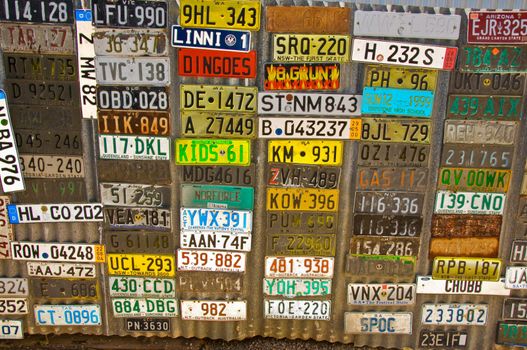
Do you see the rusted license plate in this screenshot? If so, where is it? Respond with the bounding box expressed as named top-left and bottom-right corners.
top-left (459, 46), bottom-right (527, 72)
top-left (181, 165), bottom-right (255, 186)
top-left (355, 191), bottom-right (424, 215)
top-left (266, 188), bottom-right (339, 212)
top-left (180, 184), bottom-right (254, 210)
top-left (0, 197), bottom-right (12, 259)
top-left (441, 144), bottom-right (513, 169)
top-left (100, 183), bottom-right (171, 207)
top-left (5, 80), bottom-right (79, 105)
top-left (0, 24), bottom-right (74, 54)
top-left (350, 236), bottom-right (419, 256)
top-left (432, 214), bottom-right (502, 237)
top-left (9, 105), bottom-right (81, 130)
top-left (353, 214), bottom-right (422, 237)
top-left (181, 112), bottom-right (256, 138)
top-left (15, 130), bottom-right (81, 155)
top-left (15, 179), bottom-right (86, 203)
top-left (98, 160), bottom-right (171, 185)
top-left (358, 143), bottom-right (430, 167)
top-left (20, 154), bottom-right (84, 178)
top-left (177, 273), bottom-right (243, 293)
top-left (364, 65), bottom-right (438, 90)
top-left (447, 95), bottom-right (521, 120)
top-left (264, 63), bottom-right (340, 91)
top-left (361, 118), bottom-right (430, 143)
top-left (357, 167), bottom-right (428, 191)
top-left (444, 120), bottom-right (517, 144)
top-left (450, 72), bottom-right (525, 95)
top-left (105, 231), bottom-right (173, 254)
top-left (267, 165), bottom-right (340, 189)
top-left (267, 212), bottom-right (337, 234)
top-left (429, 237), bottom-right (499, 258)
top-left (267, 234), bottom-right (336, 256)
top-left (4, 54), bottom-right (77, 80)
top-left (31, 279), bottom-right (98, 300)
top-left (98, 111), bottom-right (170, 136)
top-left (497, 321), bottom-right (527, 346)
top-left (94, 29), bottom-right (167, 56)
top-left (97, 86), bottom-right (169, 111)
top-left (266, 6), bottom-right (350, 34)
top-left (346, 254), bottom-right (416, 277)
top-left (104, 207), bottom-right (171, 230)
top-left (438, 168), bottom-right (511, 192)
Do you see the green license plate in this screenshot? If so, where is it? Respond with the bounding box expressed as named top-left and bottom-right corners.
top-left (447, 95), bottom-right (521, 120)
top-left (459, 46), bottom-right (527, 72)
top-left (180, 184), bottom-right (254, 210)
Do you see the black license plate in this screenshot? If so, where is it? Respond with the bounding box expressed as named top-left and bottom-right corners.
top-left (357, 167), bottom-right (428, 191)
top-left (353, 214), bottom-right (422, 237)
top-left (98, 160), bottom-right (171, 185)
top-left (267, 165), bottom-right (340, 189)
top-left (5, 80), bottom-right (79, 105)
top-left (15, 130), bottom-right (81, 154)
top-left (267, 234), bottom-right (336, 256)
top-left (459, 46), bottom-right (527, 72)
top-left (97, 86), bottom-right (169, 111)
top-left (14, 179), bottom-right (86, 203)
top-left (440, 144), bottom-right (513, 169)
top-left (10, 105), bottom-right (81, 130)
top-left (419, 329), bottom-right (468, 348)
top-left (358, 143), bottom-right (430, 167)
top-left (31, 279), bottom-right (98, 299)
top-left (266, 212), bottom-right (337, 234)
top-left (180, 165), bottom-right (255, 186)
top-left (447, 95), bottom-right (521, 120)
top-left (105, 231), bottom-right (173, 254)
top-left (350, 236), bottom-right (420, 256)
top-left (3, 53), bottom-right (77, 80)
top-left (92, 0), bottom-right (167, 28)
top-left (0, 0), bottom-right (74, 23)
top-left (125, 318), bottom-right (170, 332)
top-left (449, 72), bottom-right (525, 95)
top-left (354, 191), bottom-right (424, 215)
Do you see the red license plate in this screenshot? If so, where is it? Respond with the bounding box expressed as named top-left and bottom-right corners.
top-left (178, 48), bottom-right (257, 78)
top-left (468, 11), bottom-right (527, 43)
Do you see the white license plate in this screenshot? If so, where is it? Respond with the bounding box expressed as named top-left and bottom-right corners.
top-left (99, 135), bottom-right (171, 161)
top-left (0, 320), bottom-right (23, 339)
top-left (506, 266), bottom-right (527, 289)
top-left (94, 29), bottom-right (167, 56)
top-left (258, 93), bottom-right (361, 116)
top-left (177, 249), bottom-right (246, 273)
top-left (111, 298), bottom-right (178, 317)
top-left (20, 154), bottom-right (85, 179)
top-left (417, 276), bottom-right (510, 295)
top-left (100, 183), bottom-right (170, 207)
top-left (347, 283), bottom-right (415, 305)
top-left (109, 277), bottom-right (176, 297)
top-left (345, 312), bottom-right (412, 334)
top-left (76, 9), bottom-right (97, 120)
top-left (181, 300), bottom-right (246, 321)
top-left (7, 203), bottom-right (103, 224)
top-left (0, 196), bottom-right (12, 259)
top-left (0, 278), bottom-right (28, 296)
top-left (10, 242), bottom-right (105, 263)
top-left (265, 299), bottom-right (331, 320)
top-left (0, 299), bottom-right (27, 314)
top-left (0, 92), bottom-right (24, 192)
top-left (263, 278), bottom-right (331, 297)
top-left (352, 38), bottom-right (457, 70)
top-left (259, 118), bottom-right (360, 139)
top-left (34, 304), bottom-right (101, 326)
top-left (180, 208), bottom-right (252, 233)
top-left (422, 304), bottom-right (488, 325)
top-left (264, 256), bottom-right (334, 278)
top-left (180, 230), bottom-right (251, 251)
top-left (435, 191), bottom-right (505, 215)
top-left (27, 262), bottom-right (97, 279)
top-left (95, 57), bottom-right (170, 85)
top-left (444, 120), bottom-right (517, 145)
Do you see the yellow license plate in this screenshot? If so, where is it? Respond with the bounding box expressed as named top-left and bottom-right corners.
top-left (273, 34), bottom-right (351, 62)
top-left (364, 65), bottom-right (438, 91)
top-left (175, 139), bottom-right (250, 165)
top-left (432, 257), bottom-right (502, 281)
top-left (266, 188), bottom-right (339, 211)
top-left (179, 0), bottom-right (261, 30)
top-left (180, 84), bottom-right (257, 112)
top-left (107, 254), bottom-right (175, 277)
top-left (268, 140), bottom-right (343, 166)
top-left (181, 112), bottom-right (256, 138)
top-left (361, 118), bottom-right (431, 143)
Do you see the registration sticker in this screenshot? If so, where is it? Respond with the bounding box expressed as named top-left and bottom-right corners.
top-left (264, 63), bottom-right (340, 91)
top-left (268, 140), bottom-right (343, 166)
top-left (34, 304), bottom-right (101, 326)
top-left (0, 91), bottom-right (24, 192)
top-left (265, 300), bottom-right (330, 320)
top-left (11, 242), bottom-right (105, 263)
top-left (432, 257), bottom-right (501, 281)
top-left (7, 203), bottom-right (103, 224)
top-left (107, 254), bottom-right (175, 277)
top-left (175, 139), bottom-right (250, 166)
top-left (181, 300), bottom-right (246, 321)
top-left (179, 0), bottom-right (260, 30)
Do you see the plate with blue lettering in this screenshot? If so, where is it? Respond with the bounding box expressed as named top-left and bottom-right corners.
top-left (362, 87), bottom-right (434, 118)
top-left (34, 304), bottom-right (101, 326)
top-left (180, 208), bottom-right (252, 233)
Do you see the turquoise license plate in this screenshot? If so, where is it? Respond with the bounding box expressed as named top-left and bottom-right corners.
top-left (362, 87), bottom-right (434, 118)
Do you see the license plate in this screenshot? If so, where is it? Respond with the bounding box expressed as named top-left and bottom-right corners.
top-left (175, 139), bottom-right (250, 166)
top-left (432, 257), bottom-right (501, 281)
top-left (267, 165), bottom-right (340, 189)
top-left (94, 29), bottom-right (167, 56)
top-left (355, 191), bottom-right (424, 215)
top-left (4, 54), bottom-right (77, 80)
top-left (11, 178), bottom-right (86, 201)
top-left (100, 183), bottom-right (170, 207)
top-left (417, 275), bottom-right (509, 296)
top-left (259, 117), bottom-right (361, 139)
top-left (268, 234), bottom-right (336, 256)
top-left (511, 240), bottom-right (527, 263)
top-left (181, 300), bottom-right (246, 321)
top-left (497, 321), bottom-right (527, 346)
top-left (126, 318), bottom-right (170, 332)
top-left (180, 230), bottom-right (251, 252)
top-left (20, 154), bottom-right (84, 178)
top-left (435, 191), bottom-right (505, 215)
top-left (181, 112), bottom-right (256, 138)
top-left (506, 267), bottom-right (527, 289)
top-left (177, 249), bottom-right (246, 272)
top-left (264, 63), bottom-right (340, 91)
top-left (264, 300), bottom-right (330, 320)
top-left (0, 299), bottom-right (27, 314)
top-left (171, 25), bottom-right (251, 52)
top-left (0, 24), bottom-right (74, 54)
top-left (267, 212), bottom-right (337, 234)
top-left (447, 95), bottom-right (521, 120)
top-left (10, 105), bottom-right (81, 130)
top-left (98, 111), bottom-right (170, 136)
top-left (181, 208), bottom-right (253, 233)
top-left (362, 87), bottom-right (434, 118)
top-left (361, 118), bottom-right (431, 143)
top-left (266, 6), bottom-right (350, 34)
top-left (441, 144), bottom-right (513, 168)
top-left (107, 254), bottom-right (175, 277)
top-left (16, 130), bottom-right (82, 155)
top-left (258, 92), bottom-right (361, 116)
top-left (104, 207), bottom-right (171, 230)
top-left (0, 0), bottom-right (73, 23)
top-left (267, 188), bottom-right (339, 212)
top-left (10, 242), bottom-right (104, 262)
top-left (353, 214), bottom-right (422, 237)
top-left (430, 237), bottom-right (499, 258)
top-left (264, 256), bottom-right (334, 278)
top-left (112, 298), bottom-right (177, 317)
top-left (503, 298), bottom-right (527, 320)
top-left (459, 46), bottom-right (527, 72)
top-left (352, 38), bottom-right (457, 70)
top-left (272, 34), bottom-right (350, 62)
top-left (0, 278), bottom-right (27, 296)
top-left (7, 203), bottom-right (103, 224)
top-left (105, 231), bottom-right (173, 254)
top-left (351, 236), bottom-right (419, 256)
top-left (344, 312), bottom-right (412, 334)
top-left (76, 9), bottom-right (97, 120)
top-left (97, 86), bottom-right (169, 111)
top-left (5, 80), bottom-right (78, 105)
top-left (268, 140), bottom-right (343, 166)
top-left (419, 330), bottom-right (468, 348)
top-left (347, 283), bottom-right (415, 305)
top-left (180, 184), bottom-right (254, 210)
top-left (92, 0), bottom-right (167, 28)
top-left (179, 49), bottom-right (257, 78)
top-left (31, 279), bottom-right (98, 300)
top-left (438, 168), bottom-right (510, 192)
top-left (178, 274), bottom-right (243, 293)
top-left (354, 11), bottom-right (461, 40)
top-left (450, 72), bottom-right (525, 95)
top-left (431, 214), bottom-right (502, 237)
top-left (0, 196), bottom-right (11, 259)
top-left (95, 57), bottom-right (169, 85)
top-left (357, 167), bottom-right (428, 191)
top-left (263, 278), bottom-right (331, 297)
top-left (34, 304), bottom-right (101, 326)
top-left (99, 160), bottom-right (171, 185)
top-left (0, 320), bottom-right (23, 339)
top-left (179, 0), bottom-right (260, 30)
top-left (99, 135), bottom-right (170, 161)
top-left (422, 303), bottom-right (488, 325)
top-left (468, 11), bottom-right (527, 43)
top-left (0, 92), bottom-right (24, 192)
top-left (358, 143), bottom-right (430, 167)
top-left (181, 165), bottom-right (255, 186)
top-left (346, 254), bottom-right (416, 276)
top-left (444, 120), bottom-right (517, 144)
top-left (364, 65), bottom-right (438, 91)
top-left (27, 262), bottom-right (97, 279)
top-left (181, 84), bottom-right (257, 112)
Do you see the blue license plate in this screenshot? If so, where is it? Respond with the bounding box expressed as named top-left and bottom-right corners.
top-left (180, 208), bottom-right (252, 233)
top-left (171, 26), bottom-right (251, 52)
top-left (362, 87), bottom-right (434, 117)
